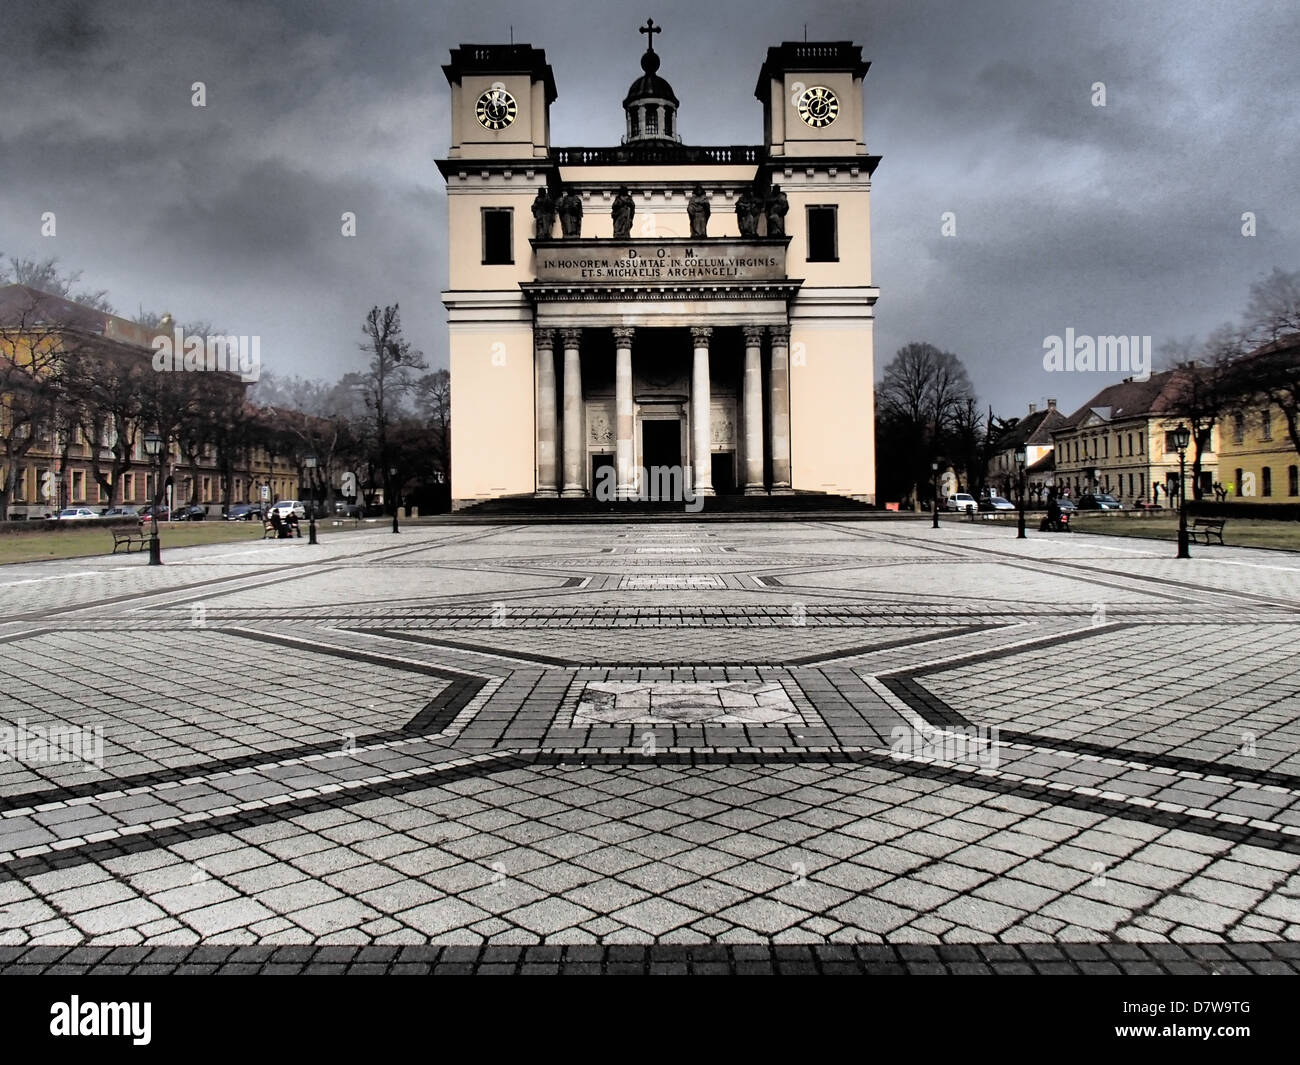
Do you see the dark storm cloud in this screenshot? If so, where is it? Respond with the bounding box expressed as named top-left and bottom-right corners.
top-left (1, 0), bottom-right (1296, 417)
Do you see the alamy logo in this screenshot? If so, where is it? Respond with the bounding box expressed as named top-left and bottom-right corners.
top-left (1042, 329), bottom-right (1150, 380)
top-left (152, 326), bottom-right (261, 382)
top-left (0, 719), bottom-right (103, 770)
top-left (593, 464), bottom-right (704, 513)
top-left (50, 996), bottom-right (151, 1045)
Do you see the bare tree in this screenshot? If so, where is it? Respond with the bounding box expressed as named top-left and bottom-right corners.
top-left (1161, 326), bottom-right (1248, 499)
top-left (358, 305), bottom-right (426, 516)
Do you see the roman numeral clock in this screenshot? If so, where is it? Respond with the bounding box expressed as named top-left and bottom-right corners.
top-left (796, 85), bottom-right (839, 127)
top-left (475, 86), bottom-right (518, 130)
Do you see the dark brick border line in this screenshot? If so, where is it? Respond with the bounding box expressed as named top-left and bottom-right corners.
top-left (0, 630), bottom-right (486, 815)
top-left (2, 941), bottom-right (1295, 975)
top-left (879, 633), bottom-right (1300, 793)
top-left (6, 745), bottom-right (1300, 890)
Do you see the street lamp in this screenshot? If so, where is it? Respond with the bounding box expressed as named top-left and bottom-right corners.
top-left (389, 466), bottom-right (400, 533)
top-left (1173, 423), bottom-right (1191, 559)
top-left (931, 461), bottom-right (940, 529)
top-left (143, 432), bottom-right (164, 565)
top-left (304, 456), bottom-right (319, 545)
top-left (1015, 444), bottom-right (1027, 539)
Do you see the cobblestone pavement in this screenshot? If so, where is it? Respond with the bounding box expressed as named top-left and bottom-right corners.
top-left (2, 518), bottom-right (1298, 973)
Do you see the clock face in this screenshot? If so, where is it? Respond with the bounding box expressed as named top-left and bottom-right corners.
top-left (475, 87), bottom-right (518, 130)
top-left (797, 85), bottom-right (840, 128)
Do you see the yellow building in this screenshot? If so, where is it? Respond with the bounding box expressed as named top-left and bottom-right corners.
top-left (438, 27), bottom-right (880, 507)
top-left (1218, 339), bottom-right (1300, 501)
top-left (1050, 370), bottom-right (1218, 505)
top-left (0, 284), bottom-right (296, 519)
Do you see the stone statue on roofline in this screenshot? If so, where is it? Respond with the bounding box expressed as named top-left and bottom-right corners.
top-left (764, 183), bottom-right (789, 238)
top-left (557, 186), bottom-right (584, 239)
top-left (687, 185), bottom-right (710, 238)
top-left (611, 186), bottom-right (636, 239)
top-left (531, 187), bottom-right (557, 239)
top-left (735, 185), bottom-right (760, 238)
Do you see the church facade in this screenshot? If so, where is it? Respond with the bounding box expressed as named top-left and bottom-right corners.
top-left (438, 25), bottom-right (880, 508)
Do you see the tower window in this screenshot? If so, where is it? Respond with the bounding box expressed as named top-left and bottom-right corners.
top-left (629, 109), bottom-right (640, 136)
top-left (807, 205), bottom-right (838, 261)
top-left (481, 207), bottom-right (513, 265)
top-left (644, 106), bottom-right (658, 135)
top-left (664, 108), bottom-right (674, 137)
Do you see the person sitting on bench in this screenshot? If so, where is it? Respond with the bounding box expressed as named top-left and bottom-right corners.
top-left (270, 510), bottom-right (284, 538)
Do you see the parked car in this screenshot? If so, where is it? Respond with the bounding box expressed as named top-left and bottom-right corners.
top-left (1131, 500), bottom-right (1163, 511)
top-left (1055, 498), bottom-right (1078, 512)
top-left (333, 501), bottom-right (364, 519)
top-left (1078, 493), bottom-right (1123, 510)
top-left (945, 493), bottom-right (977, 513)
top-left (979, 496), bottom-right (1015, 512)
top-left (268, 500), bottom-right (307, 520)
top-left (99, 507), bottom-right (137, 519)
top-left (50, 507), bottom-right (98, 521)
top-left (138, 505), bottom-right (170, 523)
top-left (172, 504), bottom-right (208, 522)
top-left (226, 503), bottom-right (263, 521)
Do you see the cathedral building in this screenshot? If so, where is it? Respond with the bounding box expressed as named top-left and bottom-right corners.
top-left (437, 22), bottom-right (880, 507)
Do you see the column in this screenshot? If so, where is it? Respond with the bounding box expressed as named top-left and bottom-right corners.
top-left (742, 325), bottom-right (766, 495)
top-left (560, 328), bottom-right (585, 497)
top-left (691, 326), bottom-right (714, 497)
top-left (612, 326), bottom-right (635, 500)
top-left (768, 324), bottom-right (792, 493)
top-left (534, 330), bottom-right (558, 497)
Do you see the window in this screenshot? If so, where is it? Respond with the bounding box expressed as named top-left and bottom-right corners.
top-left (13, 468), bottom-right (25, 502)
top-left (664, 108), bottom-right (673, 138)
top-left (806, 206), bottom-right (839, 262)
top-left (1290, 466), bottom-right (1299, 497)
top-left (1234, 467), bottom-right (1243, 496)
top-left (629, 109), bottom-right (639, 137)
top-left (1102, 437), bottom-right (1108, 458)
top-left (1126, 432), bottom-right (1133, 456)
top-left (72, 470), bottom-right (85, 501)
top-left (1163, 430), bottom-right (1181, 453)
top-left (644, 106), bottom-right (658, 135)
top-left (123, 473), bottom-right (134, 502)
top-left (1262, 467), bottom-right (1272, 497)
top-left (202, 476), bottom-right (211, 503)
top-left (1233, 412), bottom-right (1245, 444)
top-left (1137, 432), bottom-right (1144, 454)
top-left (1261, 409), bottom-right (1273, 441)
top-left (481, 207), bottom-right (513, 265)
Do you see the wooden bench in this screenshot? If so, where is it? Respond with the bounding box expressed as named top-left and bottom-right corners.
top-left (111, 528), bottom-right (150, 553)
top-left (1192, 517), bottom-right (1226, 545)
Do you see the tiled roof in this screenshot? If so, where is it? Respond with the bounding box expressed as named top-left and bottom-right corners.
top-left (1057, 370), bottom-right (1185, 429)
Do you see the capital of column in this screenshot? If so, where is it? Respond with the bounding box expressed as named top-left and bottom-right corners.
top-left (559, 327), bottom-right (583, 349)
top-left (611, 326), bottom-right (636, 346)
top-left (742, 325), bottom-right (766, 348)
top-left (534, 328), bottom-right (555, 355)
top-left (690, 326), bottom-right (713, 346)
top-left (769, 324), bottom-right (791, 346)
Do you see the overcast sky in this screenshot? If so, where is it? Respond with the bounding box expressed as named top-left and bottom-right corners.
top-left (2, 0), bottom-right (1296, 417)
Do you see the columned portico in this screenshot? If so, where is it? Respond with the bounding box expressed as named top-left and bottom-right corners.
top-left (768, 325), bottom-right (792, 493)
top-left (690, 326), bottom-right (714, 498)
top-left (742, 325), bottom-right (766, 495)
top-left (612, 326), bottom-right (636, 499)
top-left (560, 328), bottom-right (585, 497)
top-left (534, 330), bottom-right (558, 497)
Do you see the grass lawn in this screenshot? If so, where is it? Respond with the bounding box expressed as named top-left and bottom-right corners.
top-left (0, 521), bottom-right (275, 565)
top-left (1068, 514), bottom-right (1300, 552)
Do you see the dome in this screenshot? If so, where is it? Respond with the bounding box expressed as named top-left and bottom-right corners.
top-left (622, 23), bottom-right (681, 145)
top-left (623, 49), bottom-right (679, 107)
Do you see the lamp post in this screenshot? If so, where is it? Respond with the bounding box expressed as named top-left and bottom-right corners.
top-left (304, 456), bottom-right (319, 545)
top-left (1173, 423), bottom-right (1191, 559)
top-left (143, 432), bottom-right (163, 565)
top-left (931, 461), bottom-right (940, 529)
top-left (1015, 444), bottom-right (1027, 539)
top-left (389, 466), bottom-right (400, 533)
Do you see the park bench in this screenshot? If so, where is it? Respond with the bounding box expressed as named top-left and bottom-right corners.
top-left (1192, 517), bottom-right (1227, 545)
top-left (262, 520), bottom-right (278, 539)
top-left (111, 528), bottom-right (150, 554)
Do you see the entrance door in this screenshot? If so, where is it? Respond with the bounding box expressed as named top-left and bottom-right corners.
top-left (641, 419), bottom-right (682, 471)
top-left (591, 453), bottom-right (614, 499)
top-left (711, 453), bottom-right (737, 494)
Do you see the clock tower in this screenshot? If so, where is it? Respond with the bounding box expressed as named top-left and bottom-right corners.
top-left (443, 44), bottom-right (557, 160)
top-left (755, 41), bottom-right (871, 158)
